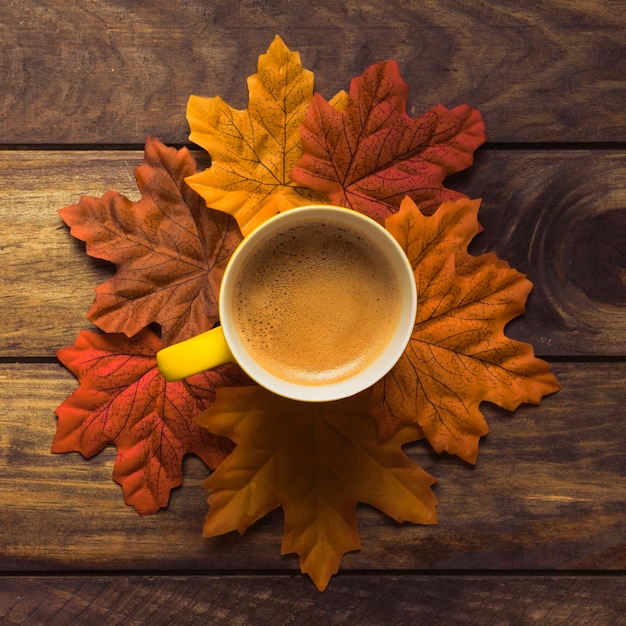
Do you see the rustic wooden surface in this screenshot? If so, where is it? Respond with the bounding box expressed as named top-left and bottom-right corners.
top-left (1, 1), bottom-right (624, 624)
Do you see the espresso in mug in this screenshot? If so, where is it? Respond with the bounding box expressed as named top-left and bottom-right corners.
top-left (231, 219), bottom-right (402, 386)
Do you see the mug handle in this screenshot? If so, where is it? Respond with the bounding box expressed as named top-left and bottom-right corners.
top-left (156, 327), bottom-right (234, 381)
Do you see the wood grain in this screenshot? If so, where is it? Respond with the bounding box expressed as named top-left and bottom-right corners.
top-left (463, 149), bottom-right (626, 356)
top-left (1, 150), bottom-right (624, 357)
top-left (1, 0), bottom-right (625, 144)
top-left (1, 574), bottom-right (624, 625)
top-left (1, 0), bottom-right (624, 619)
top-left (1, 363), bottom-right (623, 572)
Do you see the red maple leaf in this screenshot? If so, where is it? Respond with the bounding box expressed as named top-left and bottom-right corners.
top-left (290, 60), bottom-right (486, 223)
top-left (53, 329), bottom-right (250, 514)
top-left (59, 136), bottom-right (242, 346)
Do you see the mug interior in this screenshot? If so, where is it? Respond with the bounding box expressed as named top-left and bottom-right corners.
top-left (219, 205), bottom-right (416, 402)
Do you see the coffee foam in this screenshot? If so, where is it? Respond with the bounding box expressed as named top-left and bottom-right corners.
top-left (232, 220), bottom-right (401, 386)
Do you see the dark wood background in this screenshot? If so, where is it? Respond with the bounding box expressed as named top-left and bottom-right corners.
top-left (1, 1), bottom-right (624, 623)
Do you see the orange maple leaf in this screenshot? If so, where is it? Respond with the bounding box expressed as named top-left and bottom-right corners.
top-left (196, 386), bottom-right (436, 591)
top-left (185, 36), bottom-right (346, 235)
top-left (370, 197), bottom-right (561, 463)
top-left (58, 137), bottom-right (242, 346)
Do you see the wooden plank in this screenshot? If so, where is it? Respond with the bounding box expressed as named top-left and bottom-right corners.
top-left (1, 1), bottom-right (625, 144)
top-left (0, 151), bottom-right (140, 356)
top-left (1, 150), bottom-right (624, 357)
top-left (1, 363), bottom-right (624, 572)
top-left (464, 149), bottom-right (626, 356)
top-left (0, 574), bottom-right (624, 625)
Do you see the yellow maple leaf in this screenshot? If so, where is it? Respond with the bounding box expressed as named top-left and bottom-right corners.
top-left (186, 36), bottom-right (346, 235)
top-left (370, 197), bottom-right (561, 463)
top-left (196, 386), bottom-right (436, 592)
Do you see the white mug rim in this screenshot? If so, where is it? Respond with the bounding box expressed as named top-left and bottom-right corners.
top-left (219, 205), bottom-right (416, 402)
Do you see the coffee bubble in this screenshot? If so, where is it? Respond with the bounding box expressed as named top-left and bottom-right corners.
top-left (232, 220), bottom-right (401, 386)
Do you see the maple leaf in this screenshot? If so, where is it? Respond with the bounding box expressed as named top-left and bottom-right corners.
top-left (53, 329), bottom-right (250, 514)
top-left (185, 35), bottom-right (347, 236)
top-left (196, 386), bottom-right (436, 592)
top-left (370, 197), bottom-right (561, 463)
top-left (290, 60), bottom-right (486, 224)
top-left (59, 136), bottom-right (242, 346)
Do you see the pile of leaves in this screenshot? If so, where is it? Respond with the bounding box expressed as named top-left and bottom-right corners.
top-left (54, 36), bottom-right (560, 591)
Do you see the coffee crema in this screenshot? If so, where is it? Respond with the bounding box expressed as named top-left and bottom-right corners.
top-left (231, 220), bottom-right (402, 386)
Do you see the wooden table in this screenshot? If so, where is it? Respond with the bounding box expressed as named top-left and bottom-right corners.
top-left (1, 1), bottom-right (624, 623)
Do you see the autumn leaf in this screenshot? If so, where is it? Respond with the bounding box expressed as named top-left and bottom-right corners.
top-left (53, 329), bottom-right (250, 514)
top-left (196, 386), bottom-right (436, 591)
top-left (369, 197), bottom-right (560, 463)
top-left (185, 35), bottom-right (347, 236)
top-left (290, 60), bottom-right (486, 224)
top-left (59, 136), bottom-right (242, 346)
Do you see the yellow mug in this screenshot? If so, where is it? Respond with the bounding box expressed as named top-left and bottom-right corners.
top-left (156, 205), bottom-right (416, 402)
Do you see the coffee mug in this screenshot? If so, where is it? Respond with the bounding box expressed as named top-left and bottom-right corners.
top-left (156, 205), bottom-right (417, 402)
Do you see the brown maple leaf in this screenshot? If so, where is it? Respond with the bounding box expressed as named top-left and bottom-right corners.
top-left (370, 197), bottom-right (560, 463)
top-left (196, 386), bottom-right (436, 591)
top-left (53, 329), bottom-right (250, 514)
top-left (59, 136), bottom-right (242, 346)
top-left (185, 36), bottom-right (326, 235)
top-left (290, 60), bottom-right (486, 223)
